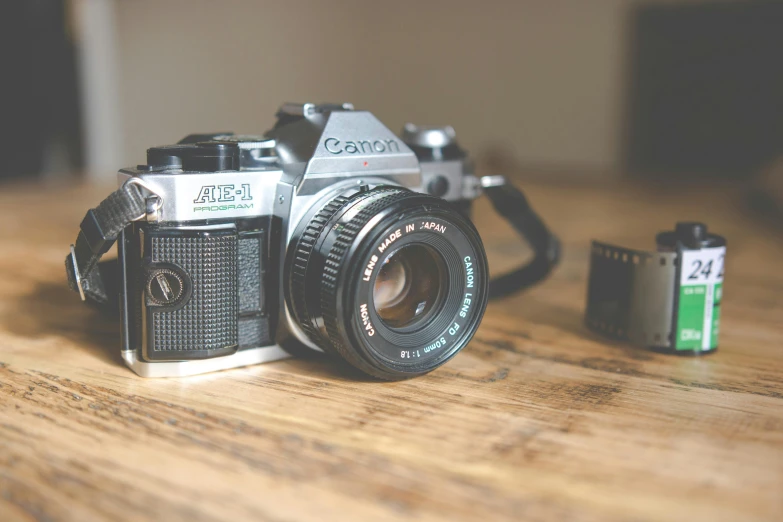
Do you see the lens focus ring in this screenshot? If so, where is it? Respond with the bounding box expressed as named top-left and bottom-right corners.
top-left (290, 188), bottom-right (411, 355)
top-left (289, 194), bottom-right (350, 349)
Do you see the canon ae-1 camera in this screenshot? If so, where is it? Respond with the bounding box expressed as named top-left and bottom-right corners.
top-left (66, 103), bottom-right (559, 379)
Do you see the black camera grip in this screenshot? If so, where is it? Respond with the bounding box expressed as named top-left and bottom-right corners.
top-left (144, 229), bottom-right (239, 360)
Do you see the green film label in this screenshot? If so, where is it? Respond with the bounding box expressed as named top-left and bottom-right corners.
top-left (676, 247), bottom-right (725, 350)
top-left (712, 282), bottom-right (722, 344)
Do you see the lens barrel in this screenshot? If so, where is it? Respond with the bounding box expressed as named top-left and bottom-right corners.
top-left (287, 187), bottom-right (489, 379)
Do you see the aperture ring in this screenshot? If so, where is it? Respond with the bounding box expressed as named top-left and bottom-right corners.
top-left (289, 194), bottom-right (351, 345)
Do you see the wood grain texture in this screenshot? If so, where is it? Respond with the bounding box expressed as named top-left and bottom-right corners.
top-left (0, 180), bottom-right (781, 521)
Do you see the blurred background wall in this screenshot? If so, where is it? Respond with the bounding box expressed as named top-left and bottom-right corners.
top-left (108, 0), bottom-right (628, 177)
top-left (1, 0), bottom-right (782, 188)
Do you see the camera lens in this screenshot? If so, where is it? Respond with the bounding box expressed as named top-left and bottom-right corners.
top-left (287, 186), bottom-right (489, 380)
top-left (373, 244), bottom-right (445, 329)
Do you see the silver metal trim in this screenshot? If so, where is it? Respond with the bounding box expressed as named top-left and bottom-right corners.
top-left (215, 136), bottom-right (276, 150)
top-left (401, 124), bottom-right (457, 148)
top-left (124, 177), bottom-right (164, 222)
top-left (69, 244), bottom-right (86, 301)
top-left (461, 174), bottom-right (482, 200)
top-left (418, 160), bottom-right (468, 202)
top-left (122, 345), bottom-right (291, 378)
top-left (278, 102), bottom-right (354, 117)
top-left (118, 169), bottom-right (283, 223)
top-left (172, 223), bottom-right (240, 231)
top-left (145, 196), bottom-right (162, 222)
top-left (480, 175), bottom-right (507, 188)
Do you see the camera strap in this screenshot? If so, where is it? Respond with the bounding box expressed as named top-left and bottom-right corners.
top-left (65, 177), bottom-right (558, 308)
top-left (481, 176), bottom-right (561, 299)
top-left (64, 180), bottom-right (158, 306)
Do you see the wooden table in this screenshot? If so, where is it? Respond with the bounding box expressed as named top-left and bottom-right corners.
top-left (0, 180), bottom-right (781, 521)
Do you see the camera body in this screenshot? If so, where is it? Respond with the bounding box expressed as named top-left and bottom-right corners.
top-left (117, 103), bottom-right (488, 378)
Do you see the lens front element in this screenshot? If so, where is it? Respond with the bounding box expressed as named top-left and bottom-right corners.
top-left (373, 244), bottom-right (446, 329)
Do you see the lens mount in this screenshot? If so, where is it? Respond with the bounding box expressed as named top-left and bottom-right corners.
top-left (287, 186), bottom-right (489, 379)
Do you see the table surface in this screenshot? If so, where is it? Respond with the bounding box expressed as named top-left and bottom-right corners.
top-left (0, 179), bottom-right (781, 522)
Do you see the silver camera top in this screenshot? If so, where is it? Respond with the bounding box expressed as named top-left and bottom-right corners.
top-left (266, 102), bottom-right (424, 196)
top-left (116, 103), bottom-right (481, 230)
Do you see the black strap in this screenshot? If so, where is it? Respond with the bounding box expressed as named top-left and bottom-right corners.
top-left (65, 182), bottom-right (146, 305)
top-left (484, 178), bottom-right (560, 299)
top-left (66, 178), bottom-right (558, 307)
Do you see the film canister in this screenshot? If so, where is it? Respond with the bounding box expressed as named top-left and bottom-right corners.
top-left (586, 222), bottom-right (726, 354)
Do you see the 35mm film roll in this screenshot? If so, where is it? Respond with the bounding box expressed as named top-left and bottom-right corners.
top-left (586, 222), bottom-right (726, 354)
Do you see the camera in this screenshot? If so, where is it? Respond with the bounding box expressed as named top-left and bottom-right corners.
top-left (66, 102), bottom-right (559, 379)
top-left (67, 103), bottom-right (495, 379)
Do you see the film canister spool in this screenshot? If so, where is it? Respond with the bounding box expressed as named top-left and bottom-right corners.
top-left (586, 222), bottom-right (726, 354)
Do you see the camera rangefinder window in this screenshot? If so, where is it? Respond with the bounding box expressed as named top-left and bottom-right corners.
top-left (373, 244), bottom-right (446, 329)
